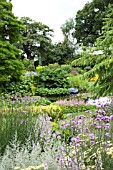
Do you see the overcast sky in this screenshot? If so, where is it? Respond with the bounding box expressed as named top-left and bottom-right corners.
top-left (12, 0), bottom-right (92, 42)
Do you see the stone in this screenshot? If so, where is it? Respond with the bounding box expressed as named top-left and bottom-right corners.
top-left (68, 88), bottom-right (78, 95)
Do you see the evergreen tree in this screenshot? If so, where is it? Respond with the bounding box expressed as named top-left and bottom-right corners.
top-left (72, 4), bottom-right (113, 96)
top-left (0, 0), bottom-right (24, 89)
top-left (95, 4), bottom-right (113, 55)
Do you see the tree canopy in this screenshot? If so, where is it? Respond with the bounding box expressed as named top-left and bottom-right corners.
top-left (74, 0), bottom-right (113, 46)
top-left (17, 17), bottom-right (54, 65)
top-left (72, 4), bottom-right (113, 96)
top-left (0, 0), bottom-right (24, 88)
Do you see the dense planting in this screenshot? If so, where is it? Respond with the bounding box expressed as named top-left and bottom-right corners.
top-left (1, 0), bottom-right (113, 169)
top-left (0, 95), bottom-right (113, 169)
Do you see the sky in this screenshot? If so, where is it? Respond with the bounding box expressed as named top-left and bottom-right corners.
top-left (12, 0), bottom-right (92, 43)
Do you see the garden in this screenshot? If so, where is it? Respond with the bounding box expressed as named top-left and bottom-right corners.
top-left (0, 62), bottom-right (113, 170)
top-left (1, 0), bottom-right (113, 169)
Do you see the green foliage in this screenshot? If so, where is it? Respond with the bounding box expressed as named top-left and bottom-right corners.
top-left (82, 4), bottom-right (113, 96)
top-left (0, 0), bottom-right (25, 44)
top-left (0, 107), bottom-right (34, 154)
top-left (0, 96), bottom-right (51, 109)
top-left (18, 17), bottom-right (53, 64)
top-left (36, 65), bottom-right (46, 72)
top-left (0, 0), bottom-right (25, 90)
top-left (0, 41), bottom-right (24, 88)
top-left (34, 63), bottom-right (71, 88)
top-left (23, 58), bottom-right (35, 71)
top-left (95, 4), bottom-right (113, 55)
top-left (67, 74), bottom-right (93, 92)
top-left (35, 88), bottom-right (69, 97)
top-left (2, 76), bottom-right (33, 96)
top-left (74, 0), bottom-right (113, 46)
top-left (49, 40), bottom-right (75, 65)
top-left (71, 47), bottom-right (106, 70)
top-left (84, 54), bottom-right (113, 96)
top-left (59, 102), bottom-right (96, 116)
top-left (34, 97), bottom-right (51, 106)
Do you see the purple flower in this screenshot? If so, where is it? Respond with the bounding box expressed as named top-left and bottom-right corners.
top-left (20, 120), bottom-right (24, 125)
top-left (103, 141), bottom-right (109, 147)
top-left (85, 110), bottom-right (92, 114)
top-left (94, 122), bottom-right (97, 125)
top-left (71, 137), bottom-right (76, 142)
top-left (105, 133), bottom-right (110, 137)
top-left (56, 154), bottom-right (60, 160)
top-left (90, 140), bottom-right (95, 145)
top-left (89, 133), bottom-right (94, 140)
top-left (104, 123), bottom-right (110, 130)
top-left (104, 116), bottom-right (110, 121)
top-left (78, 115), bottom-right (86, 119)
top-left (96, 125), bottom-right (101, 129)
top-left (59, 159), bottom-right (63, 165)
top-left (71, 136), bottom-right (81, 143)
top-left (85, 128), bottom-right (89, 132)
top-left (63, 123), bottom-right (70, 128)
top-left (110, 115), bottom-right (113, 120)
top-left (57, 135), bottom-right (61, 139)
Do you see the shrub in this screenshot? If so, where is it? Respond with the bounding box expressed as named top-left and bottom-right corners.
top-left (34, 63), bottom-right (70, 88)
top-left (0, 132), bottom-right (60, 170)
top-left (1, 76), bottom-right (34, 96)
top-left (35, 88), bottom-right (69, 97)
top-left (67, 74), bottom-right (93, 92)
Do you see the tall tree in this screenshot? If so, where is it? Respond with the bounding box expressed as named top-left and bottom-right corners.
top-left (0, 0), bottom-right (24, 88)
top-left (95, 4), bottom-right (113, 55)
top-left (72, 4), bottom-right (113, 96)
top-left (52, 18), bottom-right (76, 64)
top-left (74, 0), bottom-right (113, 46)
top-left (18, 17), bottom-right (53, 65)
top-left (0, 0), bottom-right (24, 44)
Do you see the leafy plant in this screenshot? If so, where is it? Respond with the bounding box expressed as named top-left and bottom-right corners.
top-left (35, 88), bottom-right (69, 97)
top-left (34, 63), bottom-right (70, 88)
top-left (67, 74), bottom-right (93, 92)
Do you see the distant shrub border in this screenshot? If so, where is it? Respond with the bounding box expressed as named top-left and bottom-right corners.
top-left (35, 88), bottom-right (69, 96)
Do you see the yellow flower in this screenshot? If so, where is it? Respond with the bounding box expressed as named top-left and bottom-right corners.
top-left (17, 164), bottom-right (44, 170)
top-left (106, 147), bottom-right (113, 156)
top-left (36, 66), bottom-right (45, 72)
top-left (64, 129), bottom-right (70, 135)
top-left (36, 163), bottom-right (44, 169)
top-left (91, 74), bottom-right (99, 81)
top-left (31, 84), bottom-right (36, 91)
top-left (14, 167), bottom-right (21, 170)
top-left (52, 121), bottom-right (58, 130)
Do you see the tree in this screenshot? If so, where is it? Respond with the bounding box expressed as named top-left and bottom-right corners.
top-left (49, 18), bottom-right (76, 64)
top-left (92, 4), bottom-right (113, 95)
top-left (61, 18), bottom-right (75, 43)
top-left (74, 0), bottom-right (113, 46)
top-left (48, 40), bottom-right (76, 65)
top-left (95, 4), bottom-right (113, 55)
top-left (17, 17), bottom-right (54, 65)
top-left (0, 0), bottom-right (24, 89)
top-left (0, 0), bottom-right (24, 44)
top-left (72, 4), bottom-right (113, 96)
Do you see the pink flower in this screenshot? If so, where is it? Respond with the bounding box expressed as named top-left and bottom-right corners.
top-left (70, 70), bottom-right (78, 74)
